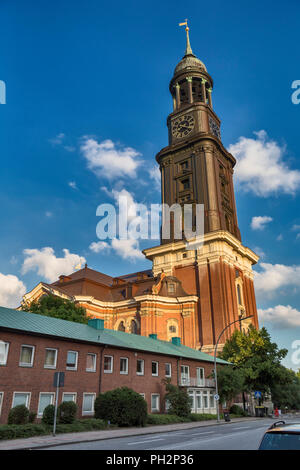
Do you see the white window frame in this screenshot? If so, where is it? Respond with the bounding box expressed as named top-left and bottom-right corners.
top-left (82, 393), bottom-right (96, 415)
top-left (37, 392), bottom-right (55, 416)
top-left (180, 365), bottom-right (190, 385)
top-left (165, 363), bottom-right (172, 377)
top-left (0, 392), bottom-right (3, 416)
top-left (86, 353), bottom-right (97, 372)
top-left (0, 342), bottom-right (9, 366)
top-left (139, 393), bottom-right (146, 400)
top-left (62, 392), bottom-right (77, 403)
top-left (136, 359), bottom-right (144, 375)
top-left (120, 357), bottom-right (128, 375)
top-left (196, 390), bottom-right (202, 410)
top-left (203, 391), bottom-right (209, 409)
top-left (196, 367), bottom-right (205, 386)
top-left (66, 350), bottom-right (78, 371)
top-left (12, 392), bottom-right (31, 409)
top-left (151, 361), bottom-right (158, 377)
top-left (151, 394), bottom-right (160, 412)
top-left (19, 345), bottom-right (35, 367)
top-left (103, 355), bottom-right (113, 374)
top-left (44, 348), bottom-right (58, 369)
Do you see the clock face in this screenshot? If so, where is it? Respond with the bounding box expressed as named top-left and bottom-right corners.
top-left (209, 116), bottom-right (221, 139)
top-left (172, 115), bottom-right (195, 139)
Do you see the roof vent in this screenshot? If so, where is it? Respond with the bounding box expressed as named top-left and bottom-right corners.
top-left (149, 333), bottom-right (157, 340)
top-left (171, 337), bottom-right (181, 346)
top-left (88, 318), bottom-right (104, 330)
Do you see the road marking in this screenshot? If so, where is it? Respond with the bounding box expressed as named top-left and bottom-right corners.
top-left (127, 438), bottom-right (165, 445)
top-left (231, 426), bottom-right (251, 430)
top-left (191, 431), bottom-right (214, 436)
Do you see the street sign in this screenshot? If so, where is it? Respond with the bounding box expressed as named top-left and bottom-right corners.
top-left (214, 394), bottom-right (220, 401)
top-left (254, 391), bottom-right (262, 399)
top-left (53, 372), bottom-right (65, 388)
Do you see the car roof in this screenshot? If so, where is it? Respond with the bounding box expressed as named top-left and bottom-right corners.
top-left (267, 423), bottom-right (300, 433)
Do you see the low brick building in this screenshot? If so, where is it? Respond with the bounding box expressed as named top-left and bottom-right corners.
top-left (0, 306), bottom-right (228, 424)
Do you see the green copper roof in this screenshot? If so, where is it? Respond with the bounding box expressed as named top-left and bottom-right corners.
top-left (0, 306), bottom-right (228, 365)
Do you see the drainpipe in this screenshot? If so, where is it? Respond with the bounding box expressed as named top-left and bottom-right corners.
top-left (98, 343), bottom-right (105, 394)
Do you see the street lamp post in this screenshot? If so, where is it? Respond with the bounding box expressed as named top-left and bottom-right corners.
top-left (214, 315), bottom-right (254, 423)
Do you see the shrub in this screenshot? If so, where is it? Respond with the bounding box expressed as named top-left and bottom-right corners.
top-left (7, 405), bottom-right (29, 425)
top-left (0, 424), bottom-right (49, 440)
top-left (94, 387), bottom-right (147, 427)
top-left (146, 414), bottom-right (189, 425)
top-left (57, 401), bottom-right (77, 424)
top-left (229, 405), bottom-right (248, 417)
top-left (188, 413), bottom-right (217, 421)
top-left (164, 380), bottom-right (192, 417)
top-left (42, 404), bottom-right (56, 425)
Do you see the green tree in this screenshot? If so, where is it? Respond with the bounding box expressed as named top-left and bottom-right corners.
top-left (163, 379), bottom-right (192, 417)
top-left (216, 365), bottom-right (245, 405)
top-left (270, 368), bottom-right (300, 409)
top-left (219, 326), bottom-right (288, 400)
top-left (23, 294), bottom-right (88, 324)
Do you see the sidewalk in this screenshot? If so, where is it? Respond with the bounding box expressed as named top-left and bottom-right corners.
top-left (0, 417), bottom-right (264, 450)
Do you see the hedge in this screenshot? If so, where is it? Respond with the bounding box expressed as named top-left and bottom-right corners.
top-left (0, 419), bottom-right (107, 441)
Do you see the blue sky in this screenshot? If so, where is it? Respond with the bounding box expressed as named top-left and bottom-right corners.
top-left (1, 0), bottom-right (300, 369)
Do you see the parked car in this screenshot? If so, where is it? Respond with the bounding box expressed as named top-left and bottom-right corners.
top-left (259, 421), bottom-right (300, 450)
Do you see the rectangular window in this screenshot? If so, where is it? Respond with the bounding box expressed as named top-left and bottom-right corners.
top-left (86, 353), bottom-right (97, 372)
top-left (82, 393), bottom-right (95, 414)
top-left (181, 178), bottom-right (190, 190)
top-left (165, 398), bottom-right (170, 412)
top-left (120, 357), bottom-right (128, 374)
top-left (196, 367), bottom-right (204, 386)
top-left (203, 392), bottom-right (209, 409)
top-left (0, 393), bottom-right (3, 416)
top-left (103, 355), bottom-right (113, 373)
top-left (0, 342), bottom-right (9, 365)
top-left (165, 363), bottom-right (172, 377)
top-left (12, 392), bottom-right (30, 408)
top-left (66, 351), bottom-right (78, 370)
top-left (44, 348), bottom-right (57, 369)
top-left (181, 365), bottom-right (190, 385)
top-left (168, 283), bottom-right (175, 294)
top-left (189, 392), bottom-right (195, 411)
top-left (137, 359), bottom-right (144, 375)
top-left (62, 393), bottom-right (77, 403)
top-left (196, 391), bottom-right (202, 409)
top-left (151, 394), bottom-right (160, 412)
top-left (152, 361), bottom-right (158, 376)
top-left (38, 393), bottom-right (55, 416)
top-left (209, 391), bottom-right (215, 408)
top-left (139, 393), bottom-right (146, 400)
top-left (19, 345), bottom-right (35, 367)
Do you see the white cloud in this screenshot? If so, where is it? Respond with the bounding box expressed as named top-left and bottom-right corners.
top-left (253, 246), bottom-right (265, 258)
top-left (89, 241), bottom-right (111, 253)
top-left (258, 305), bottom-right (300, 329)
top-left (111, 238), bottom-right (144, 261)
top-left (292, 224), bottom-right (300, 231)
top-left (254, 262), bottom-right (300, 295)
top-left (80, 138), bottom-right (142, 180)
top-left (21, 247), bottom-right (86, 283)
top-left (0, 273), bottom-right (26, 308)
top-left (229, 130), bottom-right (300, 196)
top-left (276, 234), bottom-right (283, 241)
top-left (49, 133), bottom-right (65, 145)
top-left (149, 166), bottom-right (161, 189)
top-left (251, 216), bottom-right (273, 230)
top-left (68, 181), bottom-right (77, 190)
top-left (45, 211), bottom-right (53, 218)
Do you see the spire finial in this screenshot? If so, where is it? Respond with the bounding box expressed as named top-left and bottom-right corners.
top-left (179, 19), bottom-right (193, 56)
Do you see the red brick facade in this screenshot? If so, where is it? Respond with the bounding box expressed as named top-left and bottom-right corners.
top-left (0, 329), bottom-right (218, 425)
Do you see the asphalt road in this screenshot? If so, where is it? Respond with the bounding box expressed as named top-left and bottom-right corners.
top-left (40, 418), bottom-right (295, 451)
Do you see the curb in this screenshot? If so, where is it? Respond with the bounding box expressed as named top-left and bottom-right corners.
top-left (0, 417), bottom-right (266, 450)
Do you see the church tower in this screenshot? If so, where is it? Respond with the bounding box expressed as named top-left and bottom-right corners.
top-left (144, 23), bottom-right (259, 353)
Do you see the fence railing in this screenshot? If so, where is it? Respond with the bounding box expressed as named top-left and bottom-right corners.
top-left (180, 377), bottom-right (216, 388)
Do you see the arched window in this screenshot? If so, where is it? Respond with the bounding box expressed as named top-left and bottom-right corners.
top-left (118, 321), bottom-right (125, 332)
top-left (130, 320), bottom-right (138, 334)
top-left (237, 284), bottom-right (242, 306)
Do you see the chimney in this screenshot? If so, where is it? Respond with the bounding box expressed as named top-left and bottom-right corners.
top-left (88, 318), bottom-right (104, 330)
top-left (149, 333), bottom-right (157, 340)
top-left (171, 337), bottom-right (181, 346)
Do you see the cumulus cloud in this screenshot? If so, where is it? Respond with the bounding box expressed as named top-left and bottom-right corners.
top-left (80, 138), bottom-right (142, 180)
top-left (21, 247), bottom-right (86, 283)
top-left (258, 305), bottom-right (300, 329)
top-left (149, 166), bottom-right (161, 189)
top-left (111, 238), bottom-right (144, 261)
top-left (251, 216), bottom-right (273, 230)
top-left (0, 273), bottom-right (26, 308)
top-left (49, 133), bottom-right (65, 145)
top-left (89, 241), bottom-right (111, 253)
top-left (68, 181), bottom-right (77, 190)
top-left (229, 130), bottom-right (300, 196)
top-left (254, 262), bottom-right (300, 295)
